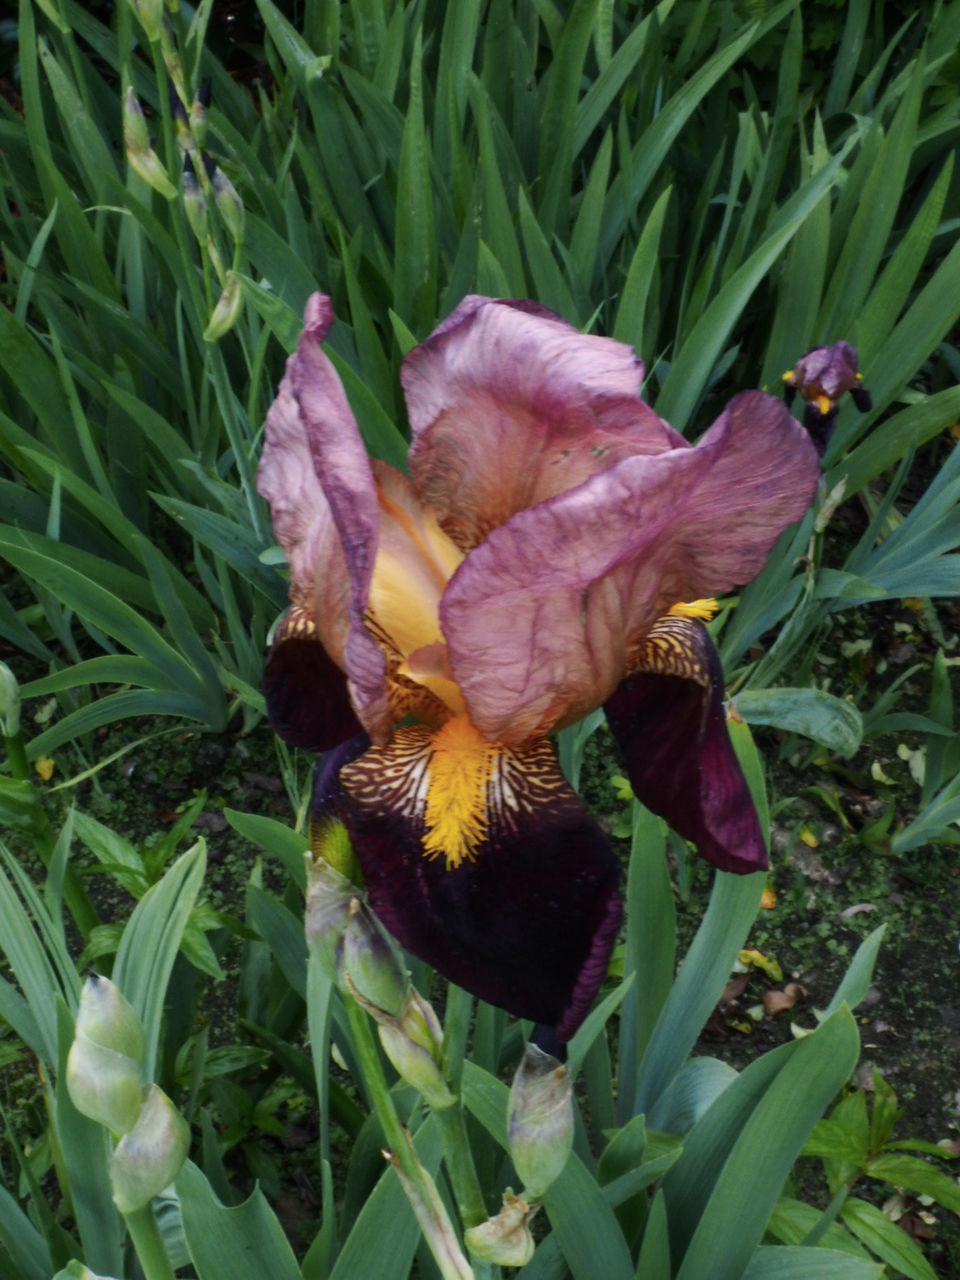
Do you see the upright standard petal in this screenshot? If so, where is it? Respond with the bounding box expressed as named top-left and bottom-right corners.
top-left (604, 616), bottom-right (766, 873)
top-left (441, 391), bottom-right (819, 745)
top-left (336, 730), bottom-right (622, 1041)
top-left (263, 294), bottom-right (393, 742)
top-left (403, 297), bottom-right (683, 551)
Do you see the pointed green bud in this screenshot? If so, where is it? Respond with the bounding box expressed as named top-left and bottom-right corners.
top-left (128, 0), bottom-right (163, 42)
top-left (508, 1044), bottom-right (573, 1199)
top-left (341, 897), bottom-right (408, 1017)
top-left (378, 988), bottom-right (456, 1109)
top-left (122, 88), bottom-right (150, 154)
top-left (465, 1190), bottom-right (536, 1267)
top-left (189, 78), bottom-right (211, 147)
top-left (212, 167), bottom-right (244, 243)
top-left (66, 975), bottom-right (145, 1135)
top-left (304, 854), bottom-right (356, 980)
top-left (126, 146), bottom-right (177, 200)
top-left (181, 158), bottom-right (207, 240)
top-left (203, 270), bottom-right (242, 342)
top-left (110, 1084), bottom-right (190, 1213)
top-left (0, 661), bottom-right (20, 737)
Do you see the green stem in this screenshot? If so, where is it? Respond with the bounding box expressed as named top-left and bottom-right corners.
top-left (124, 1205), bottom-right (176, 1280)
top-left (345, 1001), bottom-right (474, 1280)
top-left (442, 984), bottom-right (472, 1091)
top-left (434, 1104), bottom-right (487, 1229)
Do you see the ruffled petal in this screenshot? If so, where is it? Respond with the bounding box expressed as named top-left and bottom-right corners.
top-left (263, 608), bottom-right (363, 751)
top-left (336, 729), bottom-right (622, 1040)
top-left (403, 297), bottom-right (682, 551)
top-left (441, 391), bottom-right (819, 745)
top-left (604, 616), bottom-right (766, 874)
top-left (274, 294), bottom-right (393, 742)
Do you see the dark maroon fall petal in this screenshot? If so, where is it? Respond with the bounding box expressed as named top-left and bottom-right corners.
top-left (264, 634), bottom-right (362, 752)
top-left (335, 747), bottom-right (622, 1042)
top-left (604, 618), bottom-right (767, 875)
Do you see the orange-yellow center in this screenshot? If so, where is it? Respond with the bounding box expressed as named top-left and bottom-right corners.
top-left (423, 716), bottom-right (498, 869)
top-left (668, 597), bottom-right (718, 621)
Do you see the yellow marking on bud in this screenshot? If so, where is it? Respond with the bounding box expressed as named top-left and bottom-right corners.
top-left (668, 597), bottom-right (718, 621)
top-left (816, 394), bottom-right (832, 416)
top-left (423, 716), bottom-right (497, 869)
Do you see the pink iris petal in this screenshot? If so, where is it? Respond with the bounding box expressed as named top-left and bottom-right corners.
top-left (258, 294), bottom-right (391, 743)
top-left (403, 296), bottom-right (684, 551)
top-left (441, 391), bottom-right (820, 746)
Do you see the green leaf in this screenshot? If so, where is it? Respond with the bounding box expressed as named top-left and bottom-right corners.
top-left (544, 1154), bottom-right (636, 1280)
top-left (393, 28), bottom-right (436, 334)
top-left (801, 1118), bottom-right (869, 1166)
top-left (840, 1198), bottom-right (938, 1280)
top-left (742, 1246), bottom-right (883, 1279)
top-left (177, 1159), bottom-right (302, 1280)
top-left (821, 925), bottom-right (886, 1019)
top-left (766, 1198), bottom-right (872, 1258)
top-left (732, 688), bottom-right (862, 756)
top-left (634, 1188), bottom-right (672, 1279)
top-left (634, 870), bottom-right (765, 1114)
top-left (0, 1182), bottom-right (52, 1280)
top-left (664, 1007), bottom-right (860, 1279)
top-left (224, 810), bottom-right (308, 891)
top-left (866, 1153), bottom-right (960, 1211)
top-left (113, 842), bottom-right (207, 1080)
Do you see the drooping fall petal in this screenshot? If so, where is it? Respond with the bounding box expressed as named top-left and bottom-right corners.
top-left (332, 732), bottom-right (622, 1041)
top-left (404, 296), bottom-right (683, 551)
top-left (441, 391), bottom-right (819, 746)
top-left (604, 616), bottom-right (766, 873)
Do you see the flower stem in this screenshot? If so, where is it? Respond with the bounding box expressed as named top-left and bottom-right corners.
top-left (124, 1205), bottom-right (176, 1280)
top-left (344, 1000), bottom-right (474, 1279)
top-left (434, 1104), bottom-right (487, 1228)
top-left (3, 732), bottom-right (29, 782)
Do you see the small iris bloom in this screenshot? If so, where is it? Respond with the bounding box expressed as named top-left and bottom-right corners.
top-left (782, 342), bottom-right (872, 455)
top-left (259, 295), bottom-right (820, 1041)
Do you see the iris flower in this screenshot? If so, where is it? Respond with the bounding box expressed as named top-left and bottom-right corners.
top-left (782, 342), bottom-right (872, 455)
top-left (259, 294), bottom-right (820, 1042)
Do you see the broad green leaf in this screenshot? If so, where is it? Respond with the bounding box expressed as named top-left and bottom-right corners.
top-left (634, 870), bottom-right (765, 1115)
top-left (544, 1154), bottom-right (636, 1280)
top-left (766, 1198), bottom-right (871, 1257)
top-left (178, 1159), bottom-right (302, 1280)
top-left (246, 885), bottom-right (308, 999)
top-left (635, 1188), bottom-right (671, 1279)
top-left (114, 842), bottom-right (206, 1080)
top-left (840, 1198), bottom-right (937, 1280)
top-left (672, 1007), bottom-right (860, 1280)
top-left (821, 925), bottom-right (886, 1019)
top-left (733, 688), bottom-right (862, 756)
top-left (742, 1246), bottom-right (883, 1279)
top-left (865, 1153), bottom-right (960, 1211)
top-left (646, 1057), bottom-right (739, 1136)
top-left (393, 28), bottom-right (436, 335)
top-left (0, 1183), bottom-right (52, 1280)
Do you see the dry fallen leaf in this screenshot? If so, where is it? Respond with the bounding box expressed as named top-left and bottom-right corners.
top-left (762, 983), bottom-right (806, 1017)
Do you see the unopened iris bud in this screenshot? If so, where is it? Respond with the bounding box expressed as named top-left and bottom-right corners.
top-left (110, 1084), bottom-right (190, 1213)
top-left (378, 988), bottom-right (456, 1109)
top-left (181, 156), bottom-right (207, 240)
top-left (203, 270), bottom-right (242, 342)
top-left (66, 974), bottom-right (145, 1135)
top-left (304, 853), bottom-right (356, 979)
top-left (190, 77), bottom-right (212, 147)
top-left (212, 167), bottom-right (244, 244)
top-left (122, 88), bottom-right (150, 153)
top-left (0, 661), bottom-right (20, 737)
top-left (128, 0), bottom-right (163, 42)
top-left (465, 1190), bottom-right (536, 1267)
top-left (508, 1043), bottom-right (573, 1199)
top-left (341, 897), bottom-right (408, 1017)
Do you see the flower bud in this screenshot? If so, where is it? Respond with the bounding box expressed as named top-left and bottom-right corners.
top-left (122, 88), bottom-right (150, 154)
top-left (203, 270), bottom-right (242, 342)
top-left (66, 974), bottom-right (144, 1135)
top-left (190, 78), bottom-right (211, 147)
top-left (128, 0), bottom-right (163, 42)
top-left (508, 1043), bottom-right (573, 1199)
top-left (0, 661), bottom-right (21, 737)
top-left (378, 989), bottom-right (456, 1109)
top-left (181, 157), bottom-right (207, 240)
top-left (212, 167), bottom-right (244, 244)
top-left (110, 1085), bottom-right (190, 1213)
top-left (340, 897), bottom-right (408, 1017)
top-left (304, 853), bottom-right (356, 979)
top-left (385, 1135), bottom-right (473, 1280)
top-left (465, 1190), bottom-right (535, 1267)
